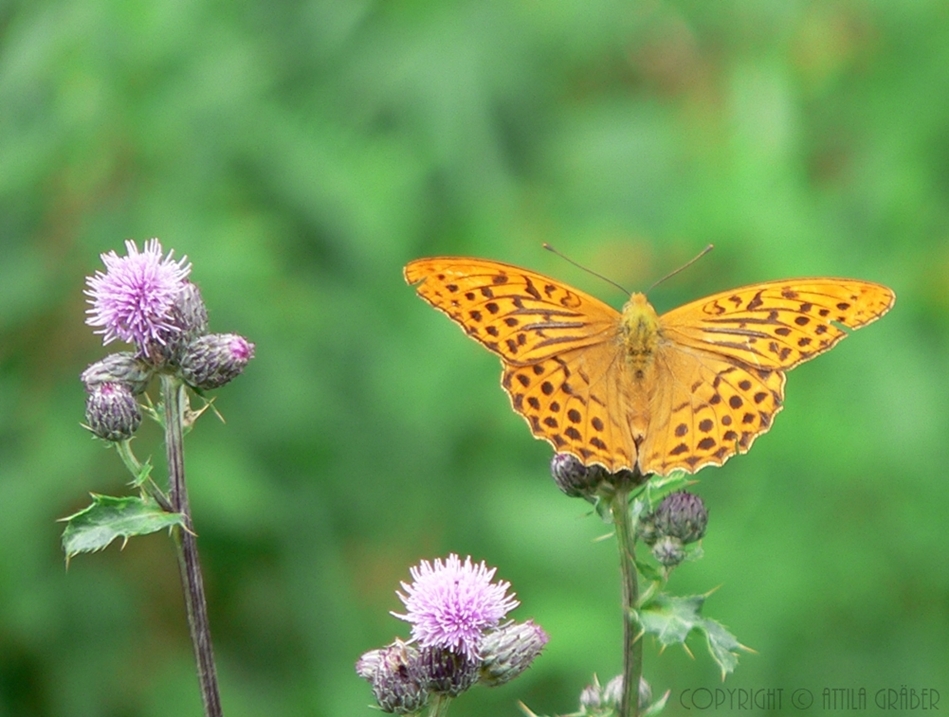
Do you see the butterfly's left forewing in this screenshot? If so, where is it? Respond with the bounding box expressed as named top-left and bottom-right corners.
top-left (404, 257), bottom-right (621, 364)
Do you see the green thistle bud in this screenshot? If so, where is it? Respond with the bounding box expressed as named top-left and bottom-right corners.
top-left (419, 646), bottom-right (479, 696)
top-left (579, 674), bottom-right (615, 714)
top-left (172, 281), bottom-right (209, 339)
top-left (603, 675), bottom-right (624, 705)
top-left (356, 640), bottom-right (429, 714)
top-left (579, 674), bottom-right (652, 715)
top-left (651, 535), bottom-right (686, 567)
top-left (81, 352), bottom-right (153, 395)
top-left (84, 382), bottom-right (142, 441)
top-left (479, 620), bottom-right (549, 687)
top-left (179, 333), bottom-right (255, 389)
top-left (636, 513), bottom-right (661, 546)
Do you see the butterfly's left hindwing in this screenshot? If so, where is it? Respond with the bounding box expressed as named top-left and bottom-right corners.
top-left (501, 345), bottom-right (641, 473)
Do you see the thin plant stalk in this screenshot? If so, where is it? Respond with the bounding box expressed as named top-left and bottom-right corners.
top-left (427, 694), bottom-right (452, 717)
top-left (611, 486), bottom-right (642, 717)
top-left (162, 374), bottom-right (223, 717)
top-left (115, 440), bottom-right (173, 512)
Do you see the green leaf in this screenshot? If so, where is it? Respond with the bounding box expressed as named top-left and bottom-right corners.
top-left (129, 456), bottom-right (154, 488)
top-left (637, 593), bottom-right (751, 679)
top-left (633, 471), bottom-right (694, 514)
top-left (60, 494), bottom-right (185, 561)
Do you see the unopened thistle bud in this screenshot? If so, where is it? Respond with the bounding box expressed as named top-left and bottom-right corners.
top-left (650, 535), bottom-right (686, 567)
top-left (355, 649), bottom-right (383, 681)
top-left (179, 333), bottom-right (255, 390)
top-left (579, 675), bottom-right (651, 715)
top-left (579, 674), bottom-right (611, 712)
top-left (652, 491), bottom-right (708, 544)
top-left (479, 620), bottom-right (549, 687)
top-left (356, 640), bottom-right (429, 714)
top-left (550, 453), bottom-right (607, 498)
top-left (636, 514), bottom-right (660, 546)
top-left (81, 352), bottom-right (153, 395)
top-left (154, 281), bottom-right (210, 364)
top-left (84, 382), bottom-right (142, 441)
top-left (418, 646), bottom-right (479, 696)
top-left (172, 281), bottom-right (209, 338)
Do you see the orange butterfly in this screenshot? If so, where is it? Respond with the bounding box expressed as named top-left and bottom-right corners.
top-left (404, 257), bottom-right (895, 476)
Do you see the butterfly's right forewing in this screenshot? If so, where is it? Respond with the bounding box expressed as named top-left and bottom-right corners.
top-left (658, 279), bottom-right (895, 370)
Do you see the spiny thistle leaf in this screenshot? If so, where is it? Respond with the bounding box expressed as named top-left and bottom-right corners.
top-left (61, 494), bottom-right (184, 562)
top-left (637, 593), bottom-right (751, 679)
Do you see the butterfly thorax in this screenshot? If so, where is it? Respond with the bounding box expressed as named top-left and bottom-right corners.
top-left (620, 293), bottom-right (661, 379)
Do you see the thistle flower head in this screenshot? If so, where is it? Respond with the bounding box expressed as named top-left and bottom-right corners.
top-left (393, 554), bottom-right (519, 661)
top-left (84, 239), bottom-right (191, 351)
top-left (417, 646), bottom-right (480, 696)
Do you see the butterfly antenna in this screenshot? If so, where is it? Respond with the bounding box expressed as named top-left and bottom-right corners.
top-left (646, 244), bottom-right (714, 293)
top-left (543, 243), bottom-right (631, 296)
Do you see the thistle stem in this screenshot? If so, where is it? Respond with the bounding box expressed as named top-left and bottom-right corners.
top-left (426, 694), bottom-right (452, 717)
top-left (611, 486), bottom-right (642, 717)
top-left (162, 375), bottom-right (223, 717)
top-left (116, 440), bottom-right (173, 512)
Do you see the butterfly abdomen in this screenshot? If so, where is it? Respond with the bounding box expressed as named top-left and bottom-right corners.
top-left (621, 293), bottom-right (661, 379)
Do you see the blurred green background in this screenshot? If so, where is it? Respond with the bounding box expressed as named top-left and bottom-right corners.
top-left (1, 0), bottom-right (947, 715)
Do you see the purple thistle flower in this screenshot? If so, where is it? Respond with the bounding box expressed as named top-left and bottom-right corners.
top-left (393, 554), bottom-right (519, 661)
top-left (84, 239), bottom-right (191, 351)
